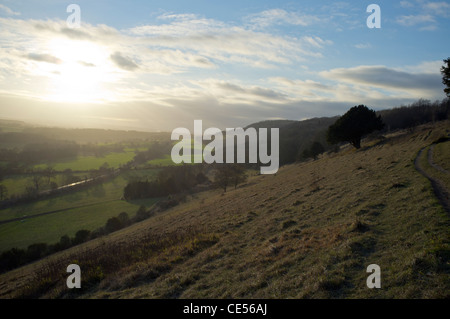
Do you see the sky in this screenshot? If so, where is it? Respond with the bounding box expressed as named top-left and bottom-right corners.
top-left (0, 0), bottom-right (449, 131)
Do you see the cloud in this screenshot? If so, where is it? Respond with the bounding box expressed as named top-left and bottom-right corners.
top-left (399, 60), bottom-right (444, 74)
top-left (78, 61), bottom-right (96, 67)
top-left (0, 4), bottom-right (20, 16)
top-left (246, 9), bottom-right (321, 28)
top-left (127, 13), bottom-right (328, 68)
top-left (26, 53), bottom-right (62, 64)
top-left (423, 1), bottom-right (450, 16)
top-left (395, 1), bottom-right (450, 29)
top-left (396, 14), bottom-right (436, 26)
top-left (320, 65), bottom-right (443, 97)
top-left (354, 43), bottom-right (372, 49)
top-left (0, 12), bottom-right (445, 131)
top-left (110, 52), bottom-right (139, 71)
top-left (400, 1), bottom-right (415, 8)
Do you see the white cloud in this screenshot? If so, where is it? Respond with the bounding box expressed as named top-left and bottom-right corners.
top-left (398, 60), bottom-right (444, 74)
top-left (396, 1), bottom-right (450, 29)
top-left (0, 10), bottom-right (446, 130)
top-left (126, 13), bottom-right (328, 68)
top-left (400, 1), bottom-right (415, 8)
top-left (26, 53), bottom-right (62, 64)
top-left (423, 1), bottom-right (450, 16)
top-left (110, 52), bottom-right (139, 71)
top-left (0, 4), bottom-right (20, 16)
top-left (319, 64), bottom-right (444, 99)
top-left (246, 9), bottom-right (321, 28)
top-left (354, 43), bottom-right (372, 49)
top-left (396, 14), bottom-right (436, 26)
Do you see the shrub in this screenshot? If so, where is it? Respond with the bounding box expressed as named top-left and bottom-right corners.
top-left (73, 229), bottom-right (91, 245)
top-left (105, 217), bottom-right (123, 234)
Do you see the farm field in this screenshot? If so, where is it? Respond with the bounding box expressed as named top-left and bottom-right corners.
top-left (33, 148), bottom-right (139, 171)
top-left (0, 166), bottom-right (162, 252)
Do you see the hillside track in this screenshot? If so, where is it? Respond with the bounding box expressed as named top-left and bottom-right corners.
top-left (414, 143), bottom-right (450, 214)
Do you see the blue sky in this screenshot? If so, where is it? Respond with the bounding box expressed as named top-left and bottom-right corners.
top-left (0, 0), bottom-right (449, 131)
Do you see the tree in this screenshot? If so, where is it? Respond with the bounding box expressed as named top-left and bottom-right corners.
top-left (214, 165), bottom-right (230, 192)
top-left (31, 175), bottom-right (42, 192)
top-left (214, 164), bottom-right (247, 192)
top-left (441, 58), bottom-right (450, 97)
top-left (118, 212), bottom-right (130, 227)
top-left (59, 235), bottom-right (72, 250)
top-left (230, 164), bottom-right (247, 189)
top-left (302, 141), bottom-right (325, 160)
top-left (327, 105), bottom-right (384, 149)
top-left (0, 184), bottom-right (7, 201)
top-left (73, 229), bottom-right (91, 245)
top-left (105, 217), bottom-right (123, 234)
top-left (135, 205), bottom-right (150, 222)
top-left (43, 165), bottom-right (55, 185)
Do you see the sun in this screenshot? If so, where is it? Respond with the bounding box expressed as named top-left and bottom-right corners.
top-left (44, 38), bottom-right (117, 103)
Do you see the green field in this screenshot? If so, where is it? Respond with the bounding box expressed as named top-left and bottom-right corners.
top-left (1, 173), bottom-right (87, 197)
top-left (147, 155), bottom-right (178, 166)
top-left (0, 168), bottom-right (161, 252)
top-left (33, 149), bottom-right (138, 171)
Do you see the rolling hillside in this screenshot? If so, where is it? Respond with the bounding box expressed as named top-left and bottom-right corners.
top-left (0, 120), bottom-right (448, 299)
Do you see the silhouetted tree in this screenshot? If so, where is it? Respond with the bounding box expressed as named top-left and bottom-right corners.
top-left (59, 235), bottom-right (72, 250)
top-left (230, 164), bottom-right (247, 189)
top-left (306, 141), bottom-right (325, 160)
top-left (327, 105), bottom-right (384, 149)
top-left (0, 184), bottom-right (7, 201)
top-left (135, 205), bottom-right (150, 221)
top-left (25, 243), bottom-right (48, 262)
top-left (105, 217), bottom-right (123, 234)
top-left (214, 164), bottom-right (247, 192)
top-left (214, 165), bottom-right (230, 192)
top-left (118, 212), bottom-right (130, 227)
top-left (441, 57), bottom-right (450, 97)
top-left (73, 229), bottom-right (91, 245)
top-left (0, 248), bottom-right (26, 272)
top-left (43, 165), bottom-right (55, 185)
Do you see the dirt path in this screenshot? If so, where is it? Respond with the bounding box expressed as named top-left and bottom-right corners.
top-left (414, 145), bottom-right (450, 214)
top-left (428, 145), bottom-right (449, 174)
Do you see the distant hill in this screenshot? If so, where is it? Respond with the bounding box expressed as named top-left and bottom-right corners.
top-left (0, 119), bottom-right (171, 148)
top-left (246, 117), bottom-right (339, 165)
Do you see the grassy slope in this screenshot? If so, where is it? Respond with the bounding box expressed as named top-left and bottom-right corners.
top-left (0, 121), bottom-right (448, 299)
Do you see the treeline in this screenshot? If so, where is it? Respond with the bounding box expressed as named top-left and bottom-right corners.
top-left (0, 140), bottom-right (127, 164)
top-left (244, 117), bottom-right (338, 166)
top-left (132, 141), bottom-right (173, 165)
top-left (22, 127), bottom-right (170, 144)
top-left (0, 206), bottom-right (158, 274)
top-left (247, 98), bottom-right (450, 165)
top-left (0, 141), bottom-right (123, 178)
top-left (123, 165), bottom-right (208, 200)
top-left (378, 98), bottom-right (450, 131)
top-left (213, 164), bottom-right (248, 192)
top-left (0, 140), bottom-right (79, 165)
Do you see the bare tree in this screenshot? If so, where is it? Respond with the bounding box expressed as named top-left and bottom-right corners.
top-left (0, 184), bottom-right (8, 201)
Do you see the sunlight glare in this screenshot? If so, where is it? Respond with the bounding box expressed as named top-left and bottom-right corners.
top-left (45, 38), bottom-right (117, 103)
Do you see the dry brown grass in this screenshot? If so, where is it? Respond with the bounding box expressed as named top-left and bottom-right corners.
top-left (0, 120), bottom-right (449, 299)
